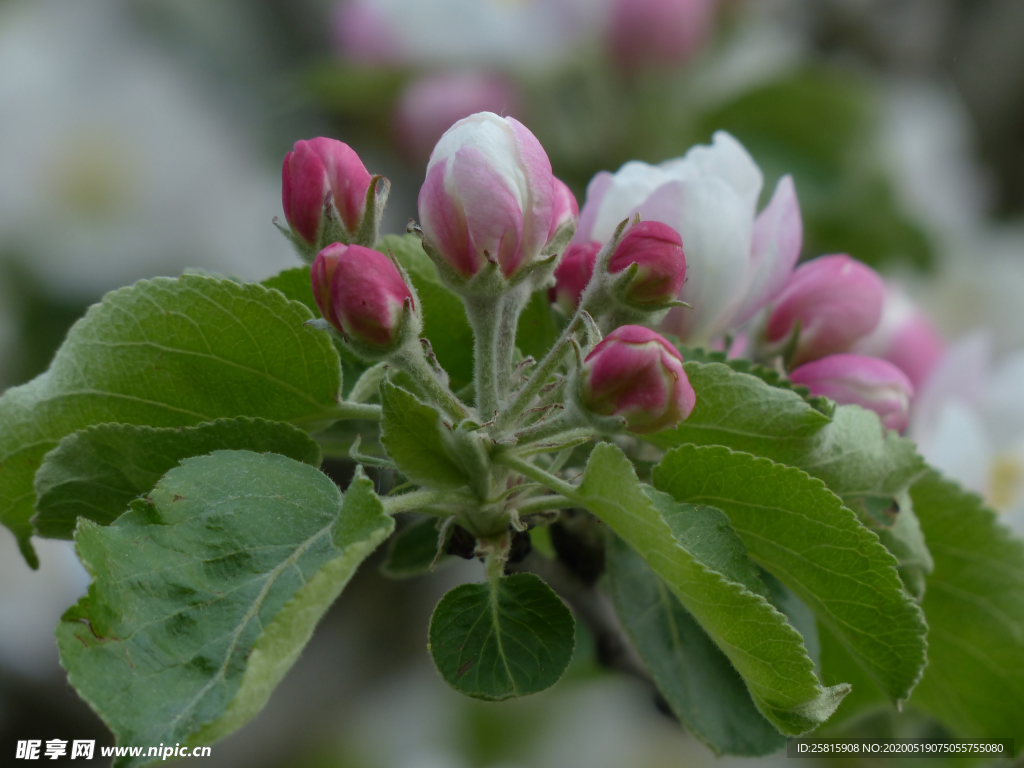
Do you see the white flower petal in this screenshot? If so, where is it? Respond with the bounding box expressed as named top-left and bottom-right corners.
top-left (590, 161), bottom-right (671, 243)
top-left (657, 176), bottom-right (753, 342)
top-left (909, 330), bottom-right (992, 444)
top-left (917, 401), bottom-right (991, 495)
top-left (664, 130), bottom-right (763, 215)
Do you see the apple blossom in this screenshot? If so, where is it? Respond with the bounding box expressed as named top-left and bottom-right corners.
top-left (607, 220), bottom-right (686, 306)
top-left (575, 132), bottom-right (802, 343)
top-left (312, 243), bottom-right (414, 348)
top-left (282, 138), bottom-right (374, 249)
top-left (854, 286), bottom-right (945, 390)
top-left (418, 112), bottom-right (557, 280)
top-left (765, 254), bottom-right (885, 367)
top-left (552, 241), bottom-right (601, 314)
top-left (549, 177), bottom-right (580, 241)
top-left (790, 353), bottom-right (913, 433)
top-left (579, 325), bottom-right (696, 434)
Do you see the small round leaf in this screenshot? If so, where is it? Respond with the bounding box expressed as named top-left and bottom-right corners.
top-left (428, 573), bottom-right (575, 700)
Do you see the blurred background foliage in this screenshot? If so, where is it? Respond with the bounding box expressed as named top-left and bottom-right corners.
top-left (2, 1), bottom-right (1023, 766)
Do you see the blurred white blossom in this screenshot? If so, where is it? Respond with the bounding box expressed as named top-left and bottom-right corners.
top-left (0, 0), bottom-right (293, 300)
top-left (910, 334), bottom-right (1024, 535)
top-left (333, 0), bottom-right (607, 71)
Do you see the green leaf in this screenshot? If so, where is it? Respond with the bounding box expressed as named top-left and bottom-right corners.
top-left (761, 570), bottom-right (821, 667)
top-left (653, 444), bottom-right (927, 706)
top-left (379, 380), bottom-right (469, 490)
top-left (605, 534), bottom-right (787, 756)
top-left (261, 265), bottom-right (369, 397)
top-left (380, 515), bottom-right (452, 578)
top-left (909, 472), bottom-right (1024, 750)
top-left (33, 418), bottom-right (322, 539)
top-left (576, 443), bottom-right (847, 734)
top-left (0, 275), bottom-right (342, 566)
top-left (516, 290), bottom-right (560, 362)
top-left (657, 361), bottom-right (832, 445)
top-left (817, 622), bottom-right (888, 730)
top-left (648, 362), bottom-right (926, 504)
top-left (261, 266), bottom-right (318, 316)
top-left (853, 492), bottom-right (933, 601)
top-left (676, 347), bottom-right (833, 416)
top-left (649, 490), bottom-right (769, 598)
top-left (428, 572), bottom-right (575, 701)
top-left (56, 451), bottom-right (393, 767)
top-left (379, 234), bottom-right (475, 391)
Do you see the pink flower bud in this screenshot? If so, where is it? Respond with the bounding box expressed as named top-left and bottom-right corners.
top-left (313, 243), bottom-right (414, 348)
top-left (282, 138), bottom-right (373, 245)
top-left (311, 246), bottom-right (343, 327)
top-left (853, 287), bottom-right (945, 390)
top-left (581, 325), bottom-right (696, 434)
top-left (394, 72), bottom-right (521, 163)
top-left (790, 354), bottom-right (914, 433)
top-left (418, 112), bottom-right (555, 279)
top-left (548, 177), bottom-right (579, 241)
top-left (609, 0), bottom-right (717, 72)
top-left (551, 241), bottom-right (600, 314)
top-left (765, 254), bottom-right (885, 366)
top-left (607, 221), bottom-right (686, 305)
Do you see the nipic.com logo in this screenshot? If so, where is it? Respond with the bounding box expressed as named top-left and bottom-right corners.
top-left (15, 740), bottom-right (212, 760)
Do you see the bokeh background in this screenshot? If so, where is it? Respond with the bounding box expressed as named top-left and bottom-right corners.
top-left (2, 0), bottom-right (1024, 765)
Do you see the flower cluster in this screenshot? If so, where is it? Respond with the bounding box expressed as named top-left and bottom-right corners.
top-left (281, 113), bottom-right (945, 442)
top-left (280, 112), bottom-right (695, 438)
top-left (546, 132), bottom-right (946, 433)
top-left (275, 109), bottom-right (944, 586)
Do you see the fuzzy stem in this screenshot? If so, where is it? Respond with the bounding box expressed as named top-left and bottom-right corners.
top-left (514, 417), bottom-right (593, 451)
top-left (347, 362), bottom-right (387, 404)
top-left (495, 286), bottom-right (530, 398)
top-left (496, 312), bottom-right (584, 432)
top-left (494, 452), bottom-right (580, 500)
top-left (547, 445), bottom-right (577, 474)
top-left (301, 402), bottom-right (381, 426)
top-left (390, 344), bottom-right (469, 422)
top-left (380, 488), bottom-right (473, 516)
top-left (515, 494), bottom-right (575, 515)
top-left (464, 295), bottom-right (502, 419)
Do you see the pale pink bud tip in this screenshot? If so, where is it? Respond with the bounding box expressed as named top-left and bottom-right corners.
top-left (766, 254), bottom-right (885, 367)
top-left (418, 112), bottom-right (556, 278)
top-left (608, 220), bottom-right (686, 305)
top-left (551, 241), bottom-right (601, 314)
top-left (790, 353), bottom-right (913, 433)
top-left (314, 243), bottom-right (414, 347)
top-left (548, 177), bottom-right (580, 241)
top-left (282, 138), bottom-right (373, 244)
top-left (581, 325), bottom-right (696, 434)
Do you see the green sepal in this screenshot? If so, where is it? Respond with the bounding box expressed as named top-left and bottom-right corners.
top-left (380, 515), bottom-right (453, 578)
top-left (378, 380), bottom-right (470, 491)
